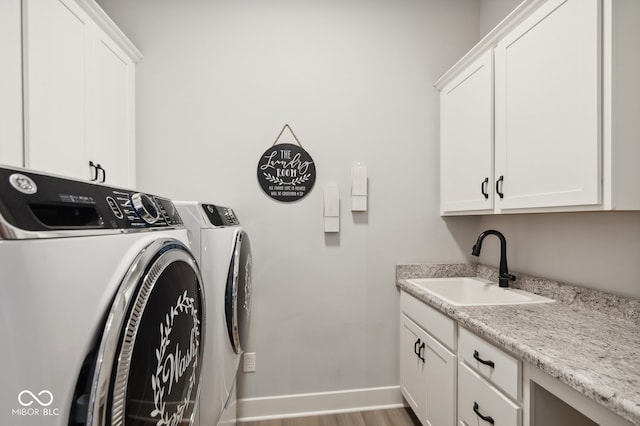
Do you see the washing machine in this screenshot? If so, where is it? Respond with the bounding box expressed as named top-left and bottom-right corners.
top-left (0, 166), bottom-right (206, 426)
top-left (175, 201), bottom-right (252, 426)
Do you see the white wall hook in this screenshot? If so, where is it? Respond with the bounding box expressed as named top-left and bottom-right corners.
top-left (351, 164), bottom-right (367, 211)
top-left (323, 183), bottom-right (340, 233)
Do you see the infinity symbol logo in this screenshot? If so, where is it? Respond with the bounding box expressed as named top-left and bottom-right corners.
top-left (18, 390), bottom-right (53, 407)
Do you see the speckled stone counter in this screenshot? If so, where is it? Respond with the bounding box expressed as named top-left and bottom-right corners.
top-left (396, 263), bottom-right (640, 425)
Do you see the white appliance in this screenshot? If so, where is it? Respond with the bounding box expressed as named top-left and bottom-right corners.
top-left (175, 201), bottom-right (252, 426)
top-left (0, 166), bottom-right (206, 426)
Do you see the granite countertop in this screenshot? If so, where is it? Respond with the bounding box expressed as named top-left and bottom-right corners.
top-left (396, 263), bottom-right (640, 426)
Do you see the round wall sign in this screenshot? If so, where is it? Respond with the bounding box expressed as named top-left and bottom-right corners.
top-left (257, 143), bottom-right (316, 202)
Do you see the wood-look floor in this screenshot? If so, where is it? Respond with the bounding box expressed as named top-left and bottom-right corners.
top-left (238, 407), bottom-right (421, 426)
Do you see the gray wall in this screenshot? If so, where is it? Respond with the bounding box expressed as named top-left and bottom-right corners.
top-left (97, 0), bottom-right (481, 399)
top-left (479, 0), bottom-right (523, 36)
top-left (475, 213), bottom-right (640, 298)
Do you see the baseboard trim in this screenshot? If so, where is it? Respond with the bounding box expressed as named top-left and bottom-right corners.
top-left (237, 385), bottom-right (406, 422)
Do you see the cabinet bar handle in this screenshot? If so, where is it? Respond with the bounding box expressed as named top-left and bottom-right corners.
top-left (414, 338), bottom-right (421, 356)
top-left (473, 350), bottom-right (495, 368)
top-left (89, 161), bottom-right (98, 181)
top-left (481, 177), bottom-right (489, 199)
top-left (496, 175), bottom-right (504, 199)
top-left (418, 342), bottom-right (425, 363)
top-left (473, 402), bottom-right (495, 425)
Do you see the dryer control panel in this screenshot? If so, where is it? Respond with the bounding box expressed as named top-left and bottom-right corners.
top-left (0, 166), bottom-right (184, 239)
top-left (201, 204), bottom-right (240, 227)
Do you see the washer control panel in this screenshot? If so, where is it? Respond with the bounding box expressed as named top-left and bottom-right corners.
top-left (102, 189), bottom-right (183, 229)
top-left (201, 204), bottom-right (240, 227)
top-left (0, 166), bottom-right (184, 239)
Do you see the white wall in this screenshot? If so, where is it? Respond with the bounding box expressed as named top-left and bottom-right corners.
top-left (97, 0), bottom-right (481, 399)
top-left (478, 0), bottom-right (522, 37)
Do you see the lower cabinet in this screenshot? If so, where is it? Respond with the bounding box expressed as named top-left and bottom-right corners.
top-left (400, 289), bottom-right (634, 426)
top-left (399, 291), bottom-right (520, 426)
top-left (400, 292), bottom-right (456, 426)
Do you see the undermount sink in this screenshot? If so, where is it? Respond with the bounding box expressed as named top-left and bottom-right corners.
top-left (405, 277), bottom-right (554, 306)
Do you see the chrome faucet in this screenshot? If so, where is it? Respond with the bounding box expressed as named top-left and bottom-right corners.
top-left (472, 229), bottom-right (516, 288)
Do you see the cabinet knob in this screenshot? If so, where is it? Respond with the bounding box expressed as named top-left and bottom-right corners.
top-left (414, 338), bottom-right (421, 356)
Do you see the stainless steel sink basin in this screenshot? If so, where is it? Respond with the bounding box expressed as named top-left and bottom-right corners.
top-left (405, 277), bottom-right (554, 306)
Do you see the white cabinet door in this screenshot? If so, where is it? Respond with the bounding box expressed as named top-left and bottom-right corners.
top-left (440, 50), bottom-right (494, 214)
top-left (494, 0), bottom-right (601, 210)
top-left (0, 0), bottom-right (24, 168)
top-left (22, 0), bottom-right (139, 187)
top-left (401, 315), bottom-right (427, 424)
top-left (424, 329), bottom-right (456, 426)
top-left (23, 0), bottom-right (91, 180)
top-left (401, 313), bottom-right (456, 426)
top-left (87, 27), bottom-right (136, 188)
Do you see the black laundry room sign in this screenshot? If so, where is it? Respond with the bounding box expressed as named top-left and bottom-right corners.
top-left (257, 125), bottom-right (316, 202)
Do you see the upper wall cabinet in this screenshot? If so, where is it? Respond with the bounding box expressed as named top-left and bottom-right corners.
top-left (22, 0), bottom-right (142, 188)
top-left (494, 0), bottom-right (600, 211)
top-left (0, 0), bottom-right (24, 168)
top-left (436, 0), bottom-right (640, 215)
top-left (440, 50), bottom-right (494, 214)
top-left (86, 25), bottom-right (138, 188)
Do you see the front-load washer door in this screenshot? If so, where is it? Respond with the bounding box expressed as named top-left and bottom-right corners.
top-left (86, 239), bottom-right (205, 426)
top-left (224, 230), bottom-right (252, 354)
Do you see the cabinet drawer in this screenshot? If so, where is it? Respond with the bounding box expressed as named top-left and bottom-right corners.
top-left (459, 327), bottom-right (520, 400)
top-left (401, 291), bottom-right (456, 350)
top-left (458, 362), bottom-right (520, 426)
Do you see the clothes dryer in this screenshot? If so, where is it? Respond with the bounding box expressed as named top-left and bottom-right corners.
top-left (175, 201), bottom-right (252, 426)
top-left (0, 166), bottom-right (205, 426)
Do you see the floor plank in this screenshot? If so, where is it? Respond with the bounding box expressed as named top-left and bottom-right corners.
top-left (239, 407), bottom-right (420, 426)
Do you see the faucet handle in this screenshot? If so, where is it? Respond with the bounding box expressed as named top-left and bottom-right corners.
top-left (498, 272), bottom-right (516, 288)
top-left (501, 272), bottom-right (516, 281)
